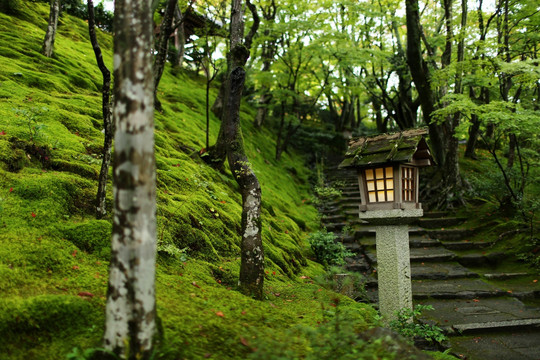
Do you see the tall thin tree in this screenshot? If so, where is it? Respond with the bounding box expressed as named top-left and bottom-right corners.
top-left (88, 0), bottom-right (113, 219)
top-left (102, 0), bottom-right (158, 358)
top-left (212, 0), bottom-right (264, 298)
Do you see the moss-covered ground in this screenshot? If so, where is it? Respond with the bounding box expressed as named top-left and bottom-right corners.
top-left (0, 3), bottom-right (423, 359)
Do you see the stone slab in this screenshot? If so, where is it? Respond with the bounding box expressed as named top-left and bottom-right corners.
top-left (416, 297), bottom-right (540, 328)
top-left (448, 329), bottom-right (540, 360)
top-left (410, 247), bottom-right (456, 262)
top-left (412, 278), bottom-right (505, 299)
top-left (411, 262), bottom-right (478, 280)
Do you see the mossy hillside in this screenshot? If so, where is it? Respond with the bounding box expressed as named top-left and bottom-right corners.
top-left (0, 3), bottom-right (396, 360)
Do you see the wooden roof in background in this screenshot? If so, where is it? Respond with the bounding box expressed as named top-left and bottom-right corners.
top-left (339, 128), bottom-right (434, 168)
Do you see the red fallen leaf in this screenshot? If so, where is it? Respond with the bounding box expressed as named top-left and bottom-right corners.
top-left (0, 131), bottom-right (5, 136)
top-left (9, 187), bottom-right (13, 193)
top-left (330, 302), bottom-right (337, 307)
top-left (241, 310), bottom-right (246, 315)
top-left (215, 311), bottom-right (225, 317)
top-left (220, 200), bottom-right (226, 204)
top-left (31, 212), bottom-right (36, 218)
top-left (71, 250), bottom-right (77, 257)
top-left (192, 282), bottom-right (200, 288)
top-left (284, 230), bottom-right (289, 234)
top-left (72, 265), bottom-right (80, 270)
top-left (272, 271), bottom-right (276, 275)
top-left (199, 148), bottom-right (207, 154)
top-left (240, 337), bottom-right (249, 347)
top-left (78, 291), bottom-right (94, 298)
top-left (533, 280), bottom-right (538, 283)
top-left (473, 299), bottom-right (480, 302)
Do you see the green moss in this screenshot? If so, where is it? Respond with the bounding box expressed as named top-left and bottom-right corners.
top-left (0, 295), bottom-right (98, 339)
top-left (63, 220), bottom-right (111, 259)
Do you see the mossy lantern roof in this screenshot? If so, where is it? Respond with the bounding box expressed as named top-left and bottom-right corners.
top-left (339, 128), bottom-right (434, 169)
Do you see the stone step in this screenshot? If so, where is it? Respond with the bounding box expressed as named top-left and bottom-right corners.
top-left (417, 217), bottom-right (467, 229)
top-left (441, 240), bottom-right (492, 250)
top-left (365, 247), bottom-right (457, 263)
top-left (447, 329), bottom-right (540, 360)
top-left (323, 222), bottom-right (347, 232)
top-left (410, 247), bottom-right (457, 262)
top-left (321, 214), bottom-right (346, 222)
top-left (422, 211), bottom-right (451, 218)
top-left (409, 238), bottom-right (441, 248)
top-left (412, 278), bottom-right (507, 299)
top-left (427, 229), bottom-right (474, 241)
top-left (341, 190), bottom-right (361, 197)
top-left (417, 297), bottom-right (540, 335)
top-left (340, 196), bottom-right (362, 204)
top-left (344, 255), bottom-right (371, 273)
top-left (344, 242), bottom-right (362, 252)
top-left (457, 252), bottom-right (506, 267)
top-left (411, 262), bottom-right (479, 280)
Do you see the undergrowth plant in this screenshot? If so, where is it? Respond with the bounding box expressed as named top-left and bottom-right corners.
top-left (389, 305), bottom-right (447, 345)
top-left (307, 230), bottom-right (354, 267)
top-left (314, 266), bottom-right (368, 302)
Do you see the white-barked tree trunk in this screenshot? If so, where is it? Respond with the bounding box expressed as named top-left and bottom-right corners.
top-left (103, 0), bottom-right (157, 358)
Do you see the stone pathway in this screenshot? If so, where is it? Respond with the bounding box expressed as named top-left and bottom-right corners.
top-left (321, 166), bottom-right (540, 360)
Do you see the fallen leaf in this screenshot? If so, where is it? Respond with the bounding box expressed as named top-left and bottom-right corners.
top-left (72, 265), bottom-right (80, 270)
top-left (9, 187), bottom-right (13, 193)
top-left (533, 280), bottom-right (538, 283)
top-left (240, 337), bottom-right (249, 347)
top-left (31, 212), bottom-right (36, 218)
top-left (241, 310), bottom-right (246, 315)
top-left (473, 299), bottom-right (480, 302)
top-left (191, 282), bottom-right (200, 288)
top-left (78, 291), bottom-right (94, 298)
top-left (0, 131), bottom-right (5, 136)
top-left (215, 311), bottom-right (225, 317)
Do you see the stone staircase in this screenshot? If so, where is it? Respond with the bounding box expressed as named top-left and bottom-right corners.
top-left (320, 165), bottom-right (540, 360)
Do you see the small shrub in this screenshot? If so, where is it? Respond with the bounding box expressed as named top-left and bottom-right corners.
top-left (308, 230), bottom-right (353, 267)
top-left (389, 304), bottom-right (447, 345)
top-left (315, 266), bottom-right (368, 302)
top-left (312, 185), bottom-right (342, 205)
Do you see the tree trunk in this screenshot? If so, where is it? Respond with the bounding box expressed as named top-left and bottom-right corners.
top-left (41, 0), bottom-right (60, 57)
top-left (173, 4), bottom-right (185, 67)
top-left (405, 0), bottom-right (443, 164)
top-left (464, 114), bottom-right (480, 159)
top-left (103, 0), bottom-right (157, 357)
top-left (212, 0), bottom-right (264, 298)
top-left (153, 0), bottom-right (177, 110)
top-left (507, 133), bottom-right (516, 168)
top-left (88, 0), bottom-right (113, 219)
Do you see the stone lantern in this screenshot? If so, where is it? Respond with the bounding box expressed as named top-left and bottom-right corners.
top-left (339, 128), bottom-right (434, 321)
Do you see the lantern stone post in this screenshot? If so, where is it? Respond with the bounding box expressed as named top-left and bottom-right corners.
top-left (339, 128), bottom-right (434, 322)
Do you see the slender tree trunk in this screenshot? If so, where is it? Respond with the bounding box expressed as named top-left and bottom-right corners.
top-left (173, 4), bottom-right (185, 67)
top-left (153, 0), bottom-right (177, 110)
top-left (103, 0), bottom-right (157, 357)
top-left (406, 0), bottom-right (444, 165)
top-left (88, 0), bottom-right (113, 219)
top-left (41, 0), bottom-right (60, 57)
top-left (210, 0), bottom-right (264, 298)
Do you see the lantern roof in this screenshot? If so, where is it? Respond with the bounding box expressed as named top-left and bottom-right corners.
top-left (339, 128), bottom-right (434, 168)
